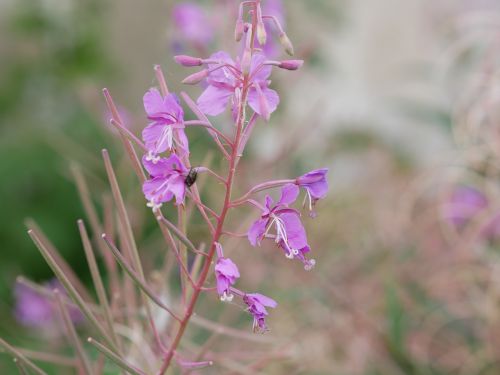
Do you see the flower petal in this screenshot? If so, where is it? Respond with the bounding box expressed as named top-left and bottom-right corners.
top-left (162, 93), bottom-right (184, 121)
top-left (143, 177), bottom-right (172, 203)
top-left (143, 88), bottom-right (165, 117)
top-left (298, 169), bottom-right (329, 200)
top-left (278, 184), bottom-right (299, 206)
top-left (142, 122), bottom-right (170, 155)
top-left (248, 293), bottom-right (278, 308)
top-left (247, 218), bottom-right (268, 246)
top-left (248, 87), bottom-right (279, 116)
top-left (169, 175), bottom-right (187, 205)
top-left (197, 85), bottom-right (233, 116)
top-left (175, 128), bottom-right (190, 157)
top-left (207, 51), bottom-right (237, 84)
top-left (250, 54), bottom-right (272, 81)
top-left (280, 212), bottom-right (308, 250)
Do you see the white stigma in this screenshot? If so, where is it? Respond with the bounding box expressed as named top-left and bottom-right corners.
top-left (306, 190), bottom-right (313, 212)
top-left (304, 259), bottom-right (316, 271)
top-left (147, 201), bottom-right (162, 212)
top-left (146, 151), bottom-right (160, 164)
top-left (220, 291), bottom-right (234, 302)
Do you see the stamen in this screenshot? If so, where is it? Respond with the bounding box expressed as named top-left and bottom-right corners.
top-left (155, 125), bottom-right (174, 153)
top-left (304, 259), bottom-right (316, 271)
top-left (147, 200), bottom-right (162, 212)
top-left (220, 291), bottom-right (234, 302)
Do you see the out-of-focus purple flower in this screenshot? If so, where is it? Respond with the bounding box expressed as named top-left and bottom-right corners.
top-left (172, 2), bottom-right (213, 47)
top-left (247, 184), bottom-right (315, 269)
top-left (15, 283), bottom-right (53, 327)
top-left (103, 105), bottom-right (131, 132)
top-left (243, 293), bottom-right (277, 333)
top-left (14, 279), bottom-right (83, 329)
top-left (296, 168), bottom-right (329, 217)
top-left (196, 51), bottom-right (279, 117)
top-left (444, 185), bottom-right (500, 239)
top-left (445, 186), bottom-right (488, 228)
top-left (214, 242), bottom-right (240, 301)
top-left (142, 154), bottom-right (189, 210)
top-left (260, 0), bottom-right (285, 58)
top-left (142, 88), bottom-right (189, 161)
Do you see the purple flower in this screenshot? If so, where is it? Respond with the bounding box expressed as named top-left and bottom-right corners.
top-left (296, 168), bottom-right (329, 217)
top-left (445, 186), bottom-right (488, 228)
top-left (444, 185), bottom-right (500, 239)
top-left (14, 279), bottom-right (83, 329)
top-left (142, 88), bottom-right (189, 161)
top-left (243, 293), bottom-right (277, 333)
top-left (260, 0), bottom-right (285, 58)
top-left (197, 51), bottom-right (279, 117)
top-left (142, 154), bottom-right (189, 210)
top-left (248, 184), bottom-right (315, 269)
top-left (172, 3), bottom-right (213, 47)
top-left (14, 283), bottom-right (53, 328)
top-left (214, 242), bottom-right (240, 301)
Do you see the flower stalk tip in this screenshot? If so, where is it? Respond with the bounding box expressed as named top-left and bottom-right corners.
top-left (174, 55), bottom-right (203, 67)
top-left (279, 32), bottom-right (294, 56)
top-left (182, 69), bottom-right (209, 85)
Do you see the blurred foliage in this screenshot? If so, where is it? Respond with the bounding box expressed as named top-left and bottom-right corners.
top-left (0, 0), bottom-right (113, 369)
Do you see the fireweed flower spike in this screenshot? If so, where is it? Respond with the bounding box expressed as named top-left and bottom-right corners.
top-left (296, 168), bottom-right (329, 217)
top-left (247, 184), bottom-right (315, 269)
top-left (243, 293), bottom-right (278, 333)
top-left (142, 88), bottom-right (189, 162)
top-left (181, 51), bottom-right (280, 117)
top-left (214, 243), bottom-right (240, 302)
top-left (142, 154), bottom-right (190, 211)
top-left (15, 1), bottom-right (328, 372)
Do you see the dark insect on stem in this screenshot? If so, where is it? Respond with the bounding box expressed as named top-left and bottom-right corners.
top-left (185, 168), bottom-right (198, 187)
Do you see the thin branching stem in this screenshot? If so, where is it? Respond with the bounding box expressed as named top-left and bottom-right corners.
top-left (28, 229), bottom-right (118, 351)
top-left (88, 338), bottom-right (145, 375)
top-left (0, 338), bottom-right (48, 375)
top-left (54, 290), bottom-right (94, 375)
top-left (78, 220), bottom-right (121, 351)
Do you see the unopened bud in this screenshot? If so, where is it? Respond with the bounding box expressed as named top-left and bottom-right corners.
top-left (257, 21), bottom-right (267, 45)
top-left (256, 3), bottom-right (267, 45)
top-left (279, 32), bottom-right (294, 56)
top-left (174, 55), bottom-right (203, 67)
top-left (235, 19), bottom-right (245, 42)
top-left (279, 60), bottom-right (304, 70)
top-left (182, 70), bottom-right (208, 85)
top-left (241, 48), bottom-right (252, 75)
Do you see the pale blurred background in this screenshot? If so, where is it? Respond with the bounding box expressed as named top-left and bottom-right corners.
top-left (2, 0), bottom-right (500, 374)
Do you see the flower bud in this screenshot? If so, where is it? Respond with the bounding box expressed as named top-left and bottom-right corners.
top-left (279, 32), bottom-right (294, 56)
top-left (234, 18), bottom-right (245, 42)
top-left (278, 60), bottom-right (304, 71)
top-left (257, 21), bottom-right (267, 45)
top-left (256, 4), bottom-right (266, 45)
top-left (174, 55), bottom-right (203, 67)
top-left (182, 69), bottom-right (208, 85)
top-left (241, 48), bottom-right (252, 76)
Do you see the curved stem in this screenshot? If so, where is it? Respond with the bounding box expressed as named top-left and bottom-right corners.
top-left (196, 167), bottom-right (227, 184)
top-left (231, 179), bottom-right (295, 206)
top-left (184, 121), bottom-right (234, 147)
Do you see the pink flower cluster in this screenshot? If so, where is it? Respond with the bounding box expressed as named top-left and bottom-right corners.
top-left (138, 0), bottom-right (329, 333)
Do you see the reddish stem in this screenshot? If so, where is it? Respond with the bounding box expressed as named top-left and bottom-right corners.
top-left (157, 83), bottom-right (251, 375)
